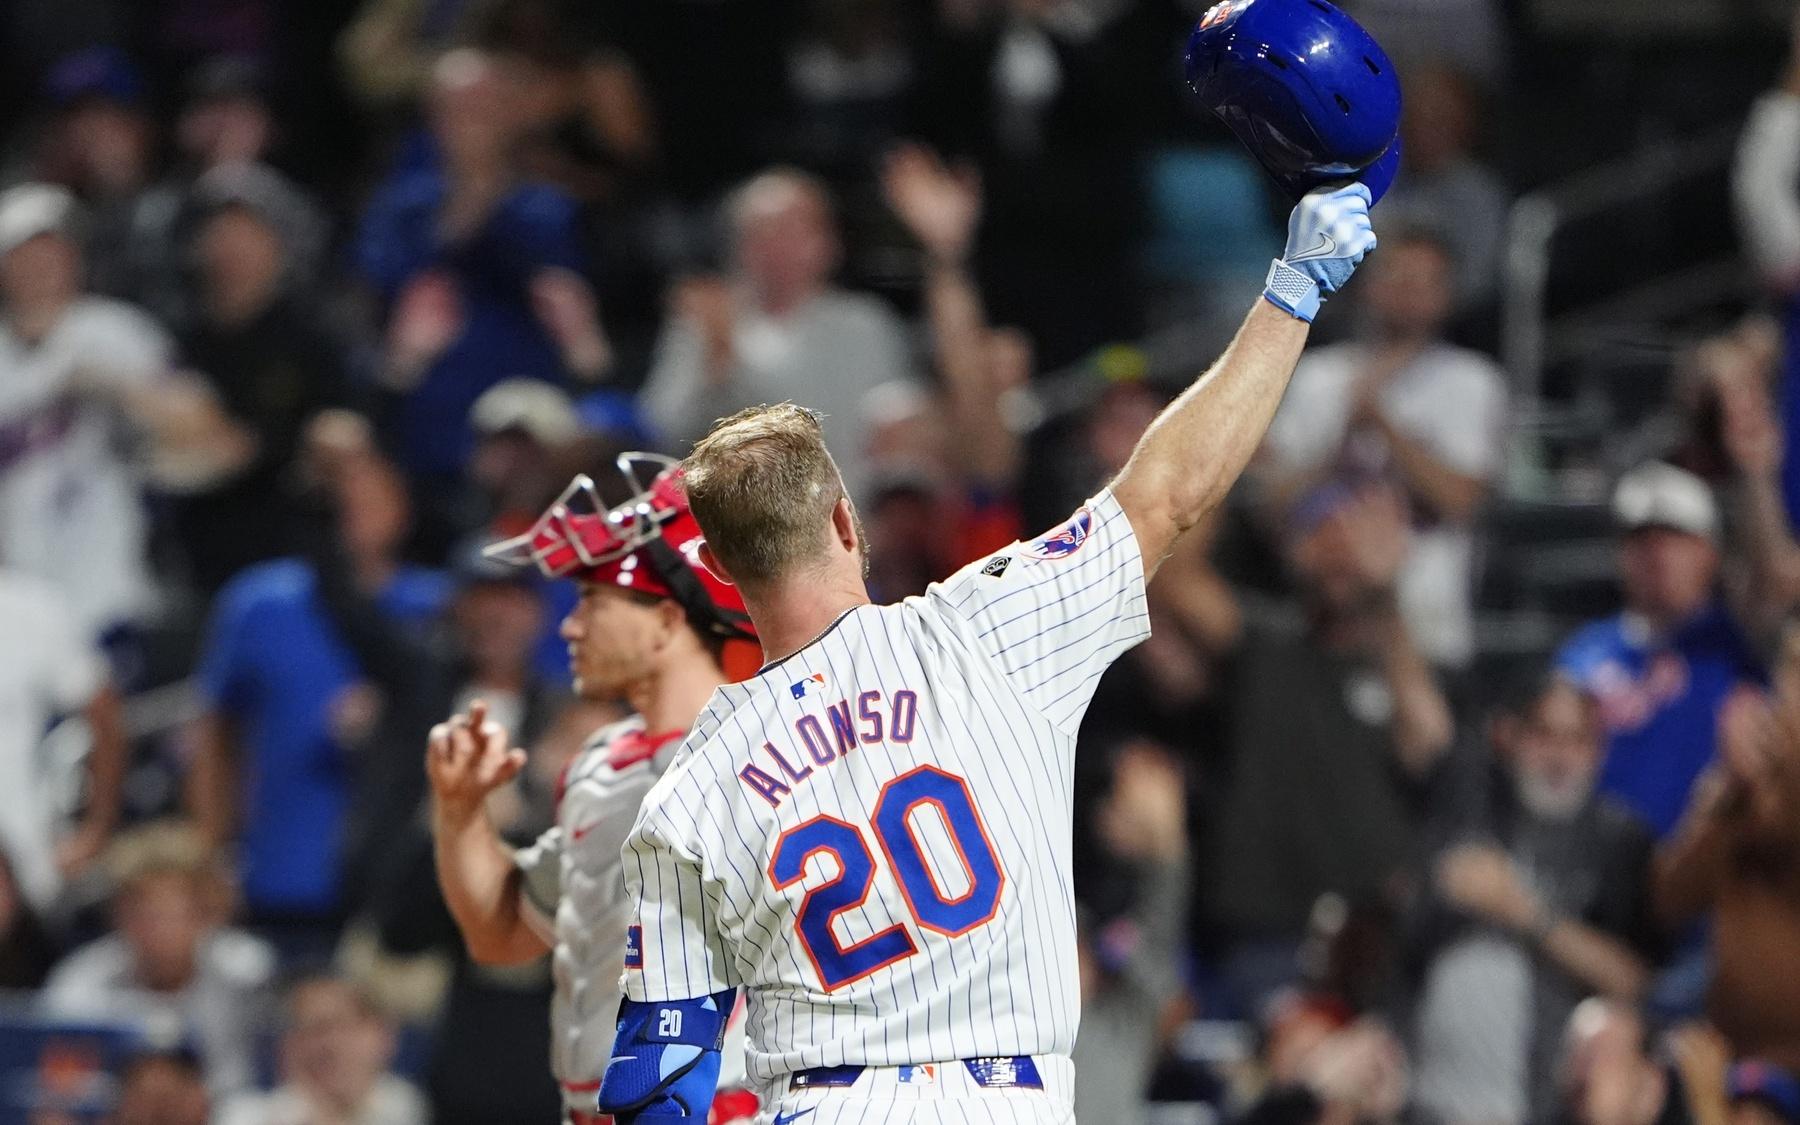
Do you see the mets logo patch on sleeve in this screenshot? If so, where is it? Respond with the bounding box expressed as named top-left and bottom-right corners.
top-left (625, 924), bottom-right (644, 969)
top-left (1023, 507), bottom-right (1093, 559)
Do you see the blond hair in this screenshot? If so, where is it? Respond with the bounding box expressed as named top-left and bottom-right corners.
top-left (105, 821), bottom-right (212, 891)
top-left (682, 404), bottom-right (845, 586)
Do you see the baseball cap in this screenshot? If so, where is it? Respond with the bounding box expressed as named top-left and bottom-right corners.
top-left (1730, 1062), bottom-right (1800, 1125)
top-left (1612, 462), bottom-right (1718, 540)
top-left (44, 46), bottom-right (144, 108)
top-left (470, 379), bottom-right (581, 447)
top-left (0, 184), bottom-right (82, 257)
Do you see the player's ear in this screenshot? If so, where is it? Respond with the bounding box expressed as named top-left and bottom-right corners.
top-left (831, 497), bottom-right (858, 553)
top-left (696, 541), bottom-right (736, 586)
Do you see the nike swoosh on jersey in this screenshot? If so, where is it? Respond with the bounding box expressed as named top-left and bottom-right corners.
top-left (571, 822), bottom-right (604, 842)
top-left (1288, 231), bottom-right (1337, 261)
top-left (772, 1109), bottom-right (816, 1125)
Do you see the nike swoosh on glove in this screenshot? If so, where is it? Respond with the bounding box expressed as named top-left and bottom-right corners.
top-left (1263, 183), bottom-right (1377, 322)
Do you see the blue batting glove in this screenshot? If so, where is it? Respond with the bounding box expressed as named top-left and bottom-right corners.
top-left (1263, 183), bottom-right (1377, 323)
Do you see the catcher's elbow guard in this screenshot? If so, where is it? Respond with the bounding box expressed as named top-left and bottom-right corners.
top-left (596, 990), bottom-right (735, 1122)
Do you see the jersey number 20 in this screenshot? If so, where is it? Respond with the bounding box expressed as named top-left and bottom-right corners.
top-left (768, 765), bottom-right (1005, 991)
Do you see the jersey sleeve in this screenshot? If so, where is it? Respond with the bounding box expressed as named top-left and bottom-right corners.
top-left (619, 793), bottom-right (737, 1002)
top-left (925, 486), bottom-right (1151, 735)
top-left (512, 824), bottom-right (564, 943)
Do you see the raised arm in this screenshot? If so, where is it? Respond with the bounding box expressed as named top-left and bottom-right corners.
top-left (1113, 185), bottom-right (1377, 578)
top-left (426, 700), bottom-right (548, 965)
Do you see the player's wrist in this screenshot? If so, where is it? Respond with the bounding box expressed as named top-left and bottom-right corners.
top-left (431, 793), bottom-right (491, 831)
top-left (1264, 258), bottom-right (1322, 323)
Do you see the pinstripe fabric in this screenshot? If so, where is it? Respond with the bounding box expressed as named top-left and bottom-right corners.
top-left (619, 489), bottom-right (1149, 1117)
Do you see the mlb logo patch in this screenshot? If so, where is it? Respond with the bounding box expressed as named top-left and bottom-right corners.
top-left (897, 1065), bottom-right (936, 1085)
top-left (624, 925), bottom-right (643, 969)
top-left (1023, 508), bottom-right (1093, 560)
top-left (790, 672), bottom-right (826, 699)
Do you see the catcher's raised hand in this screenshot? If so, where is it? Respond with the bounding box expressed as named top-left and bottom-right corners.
top-left (427, 699), bottom-right (527, 823)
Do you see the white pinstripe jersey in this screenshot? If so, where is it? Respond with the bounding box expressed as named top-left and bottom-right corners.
top-left (619, 488), bottom-right (1150, 1085)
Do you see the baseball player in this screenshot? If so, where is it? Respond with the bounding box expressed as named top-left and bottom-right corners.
top-left (593, 179), bottom-right (1379, 1125)
top-left (426, 454), bottom-right (760, 1124)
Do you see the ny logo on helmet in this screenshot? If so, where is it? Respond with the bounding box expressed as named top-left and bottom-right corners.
top-left (1198, 0), bottom-right (1244, 31)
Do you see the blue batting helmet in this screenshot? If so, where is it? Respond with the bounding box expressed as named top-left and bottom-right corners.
top-left (1185, 0), bottom-right (1402, 203)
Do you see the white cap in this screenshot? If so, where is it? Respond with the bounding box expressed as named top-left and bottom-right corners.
top-left (1612, 461), bottom-right (1717, 540)
top-left (469, 378), bottom-right (580, 447)
top-left (0, 183), bottom-right (79, 257)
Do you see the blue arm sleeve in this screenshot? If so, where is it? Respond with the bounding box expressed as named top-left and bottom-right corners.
top-left (596, 990), bottom-right (735, 1123)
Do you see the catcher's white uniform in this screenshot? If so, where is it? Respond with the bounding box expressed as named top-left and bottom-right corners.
top-left (516, 718), bottom-right (750, 1119)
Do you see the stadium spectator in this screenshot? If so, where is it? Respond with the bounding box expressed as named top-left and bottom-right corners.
top-left (1241, 995), bottom-right (1410, 1125)
top-left (1208, 482), bottom-right (1454, 1013)
top-left (1258, 224), bottom-right (1508, 670)
top-left (39, 823), bottom-right (276, 1097)
top-left (641, 166), bottom-right (915, 502)
top-left (1404, 670), bottom-right (1659, 1125)
top-left (0, 565), bottom-right (127, 913)
top-left (1654, 627), bottom-right (1800, 1076)
top-left (0, 181), bottom-right (251, 652)
top-left (1072, 741), bottom-right (1192, 1125)
top-left (322, 533), bottom-right (563, 911)
top-left (187, 432), bottom-right (450, 953)
top-left (27, 48), bottom-right (163, 304)
top-left (464, 378), bottom-right (583, 539)
top-left (115, 57), bottom-right (311, 325)
top-left (171, 163), bottom-right (351, 592)
top-left (1380, 66), bottom-right (1510, 310)
top-left (781, 0), bottom-right (914, 179)
top-left (1555, 463), bottom-right (1763, 838)
top-left (906, 0), bottom-right (1146, 367)
top-left (113, 1047), bottom-right (212, 1125)
top-left (1732, 9), bottom-right (1800, 530)
top-left (515, 47), bottom-right (672, 385)
top-left (355, 48), bottom-right (609, 482)
top-left (176, 56), bottom-right (280, 174)
top-left (215, 972), bottom-right (428, 1125)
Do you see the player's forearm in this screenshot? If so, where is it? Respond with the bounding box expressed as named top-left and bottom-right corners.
top-left (431, 805), bottom-right (546, 965)
top-left (1115, 300), bottom-right (1309, 574)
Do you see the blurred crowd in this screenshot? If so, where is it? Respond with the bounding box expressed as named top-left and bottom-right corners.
top-left (0, 0), bottom-right (1798, 1123)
